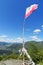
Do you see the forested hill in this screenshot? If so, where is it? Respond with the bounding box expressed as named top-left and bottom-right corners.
top-left (0, 41), bottom-right (43, 55)
top-left (0, 41), bottom-right (43, 63)
top-left (25, 41), bottom-right (43, 49)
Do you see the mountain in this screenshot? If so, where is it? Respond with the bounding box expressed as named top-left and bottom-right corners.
top-left (6, 41), bottom-right (43, 53)
top-left (0, 42), bottom-right (12, 50)
top-left (0, 42), bottom-right (9, 46)
top-left (0, 41), bottom-right (43, 55)
top-left (0, 42), bottom-right (22, 55)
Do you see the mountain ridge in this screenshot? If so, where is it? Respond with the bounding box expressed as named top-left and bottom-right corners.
top-left (0, 41), bottom-right (43, 55)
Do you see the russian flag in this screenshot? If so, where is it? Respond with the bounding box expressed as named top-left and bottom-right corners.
top-left (25, 4), bottom-right (38, 19)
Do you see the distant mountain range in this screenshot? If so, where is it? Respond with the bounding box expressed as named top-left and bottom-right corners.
top-left (0, 41), bottom-right (43, 55)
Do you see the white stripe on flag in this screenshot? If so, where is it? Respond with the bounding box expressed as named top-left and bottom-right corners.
top-left (25, 4), bottom-right (38, 19)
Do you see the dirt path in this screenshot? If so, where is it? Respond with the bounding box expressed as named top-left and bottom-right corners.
top-left (0, 59), bottom-right (23, 65)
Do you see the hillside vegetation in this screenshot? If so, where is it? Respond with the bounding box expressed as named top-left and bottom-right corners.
top-left (0, 41), bottom-right (43, 64)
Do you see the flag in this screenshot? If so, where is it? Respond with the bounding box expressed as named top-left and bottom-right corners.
top-left (25, 4), bottom-right (38, 19)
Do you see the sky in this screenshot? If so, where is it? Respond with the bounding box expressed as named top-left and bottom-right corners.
top-left (0, 0), bottom-right (43, 43)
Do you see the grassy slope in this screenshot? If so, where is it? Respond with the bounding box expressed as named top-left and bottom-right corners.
top-left (39, 62), bottom-right (43, 65)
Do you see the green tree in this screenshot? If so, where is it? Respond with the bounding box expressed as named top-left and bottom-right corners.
top-left (2, 53), bottom-right (7, 60)
top-left (0, 56), bottom-right (2, 61)
top-left (28, 42), bottom-right (39, 63)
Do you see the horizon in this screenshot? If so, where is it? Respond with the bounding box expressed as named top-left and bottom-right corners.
top-left (0, 40), bottom-right (43, 43)
top-left (0, 0), bottom-right (43, 43)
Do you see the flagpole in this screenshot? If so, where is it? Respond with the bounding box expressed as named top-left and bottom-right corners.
top-left (22, 4), bottom-right (38, 65)
top-left (23, 19), bottom-right (25, 47)
top-left (22, 19), bottom-right (25, 65)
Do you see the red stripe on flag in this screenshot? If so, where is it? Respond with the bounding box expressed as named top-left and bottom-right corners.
top-left (24, 4), bottom-right (38, 19)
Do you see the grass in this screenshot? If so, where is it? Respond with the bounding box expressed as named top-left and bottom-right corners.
top-left (39, 62), bottom-right (43, 65)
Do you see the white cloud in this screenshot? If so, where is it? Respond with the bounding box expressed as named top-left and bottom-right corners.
top-left (41, 25), bottom-right (43, 28)
top-left (13, 37), bottom-right (23, 43)
top-left (0, 35), bottom-right (7, 38)
top-left (30, 35), bottom-right (42, 41)
top-left (33, 29), bottom-right (41, 34)
top-left (0, 35), bottom-right (23, 43)
top-left (30, 36), bottom-right (38, 40)
top-left (0, 35), bottom-right (42, 43)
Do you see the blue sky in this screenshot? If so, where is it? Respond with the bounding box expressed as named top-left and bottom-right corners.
top-left (0, 0), bottom-right (43, 42)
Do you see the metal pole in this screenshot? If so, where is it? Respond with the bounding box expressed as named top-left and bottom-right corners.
top-left (23, 20), bottom-right (25, 47)
top-left (22, 20), bottom-right (25, 65)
